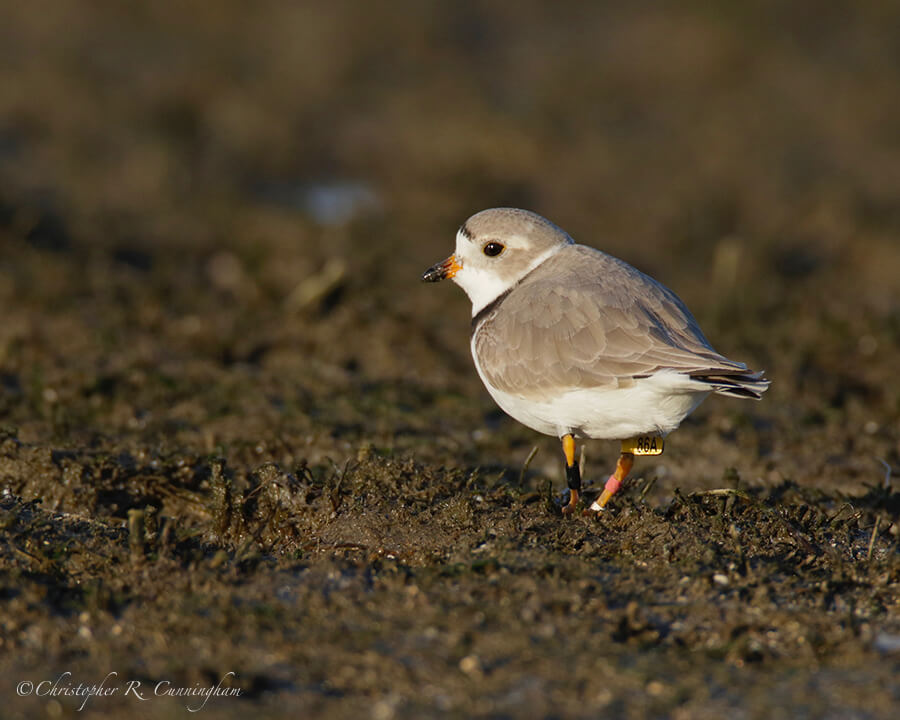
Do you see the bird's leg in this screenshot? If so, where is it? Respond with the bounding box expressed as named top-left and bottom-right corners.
top-left (587, 452), bottom-right (634, 512)
top-left (561, 434), bottom-right (581, 515)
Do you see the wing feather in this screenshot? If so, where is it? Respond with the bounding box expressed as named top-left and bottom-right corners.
top-left (473, 244), bottom-right (750, 399)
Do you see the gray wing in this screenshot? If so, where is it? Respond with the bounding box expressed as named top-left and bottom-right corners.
top-left (473, 244), bottom-right (750, 398)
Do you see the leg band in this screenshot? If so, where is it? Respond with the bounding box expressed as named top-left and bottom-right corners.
top-left (565, 462), bottom-right (582, 491)
top-left (604, 474), bottom-right (621, 496)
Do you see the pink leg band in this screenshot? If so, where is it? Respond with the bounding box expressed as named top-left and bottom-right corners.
top-left (604, 475), bottom-right (622, 496)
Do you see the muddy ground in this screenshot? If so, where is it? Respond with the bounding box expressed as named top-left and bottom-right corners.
top-left (1, 2), bottom-right (899, 718)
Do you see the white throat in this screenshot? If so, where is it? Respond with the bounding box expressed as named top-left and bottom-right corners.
top-left (453, 241), bottom-right (563, 317)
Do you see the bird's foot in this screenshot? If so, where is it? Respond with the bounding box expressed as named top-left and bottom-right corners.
top-left (583, 472), bottom-right (622, 516)
top-left (561, 488), bottom-right (580, 515)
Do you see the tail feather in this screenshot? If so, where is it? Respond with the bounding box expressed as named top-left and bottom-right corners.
top-left (689, 369), bottom-right (770, 400)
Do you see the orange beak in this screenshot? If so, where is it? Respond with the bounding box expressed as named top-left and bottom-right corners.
top-left (422, 254), bottom-right (462, 282)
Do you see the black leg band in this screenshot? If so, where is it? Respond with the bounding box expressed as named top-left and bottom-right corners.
top-left (565, 461), bottom-right (581, 491)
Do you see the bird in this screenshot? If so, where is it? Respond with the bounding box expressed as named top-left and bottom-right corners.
top-left (422, 208), bottom-right (769, 514)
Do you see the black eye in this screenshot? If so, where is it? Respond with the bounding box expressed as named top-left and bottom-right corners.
top-left (483, 242), bottom-right (504, 257)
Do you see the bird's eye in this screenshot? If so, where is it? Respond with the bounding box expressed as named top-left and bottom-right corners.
top-left (483, 242), bottom-right (505, 257)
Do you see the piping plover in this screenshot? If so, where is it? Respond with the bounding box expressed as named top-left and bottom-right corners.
top-left (423, 208), bottom-right (769, 514)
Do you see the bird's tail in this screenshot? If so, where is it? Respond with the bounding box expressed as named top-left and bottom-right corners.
top-left (689, 369), bottom-right (770, 400)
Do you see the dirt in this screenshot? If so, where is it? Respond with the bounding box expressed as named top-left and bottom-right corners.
top-left (1, 2), bottom-right (899, 718)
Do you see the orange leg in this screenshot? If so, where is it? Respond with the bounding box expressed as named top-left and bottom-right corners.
top-left (587, 452), bottom-right (634, 513)
top-left (561, 434), bottom-right (580, 515)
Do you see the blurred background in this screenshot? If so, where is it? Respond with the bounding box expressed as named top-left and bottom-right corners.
top-left (2, 3), bottom-right (899, 718)
top-left (1, 0), bottom-right (898, 487)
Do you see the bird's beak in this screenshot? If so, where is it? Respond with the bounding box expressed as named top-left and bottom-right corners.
top-left (422, 254), bottom-right (462, 282)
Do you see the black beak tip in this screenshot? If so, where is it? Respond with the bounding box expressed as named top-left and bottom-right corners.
top-left (422, 266), bottom-right (443, 283)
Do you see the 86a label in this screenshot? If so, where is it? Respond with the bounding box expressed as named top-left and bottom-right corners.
top-left (621, 436), bottom-right (664, 456)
